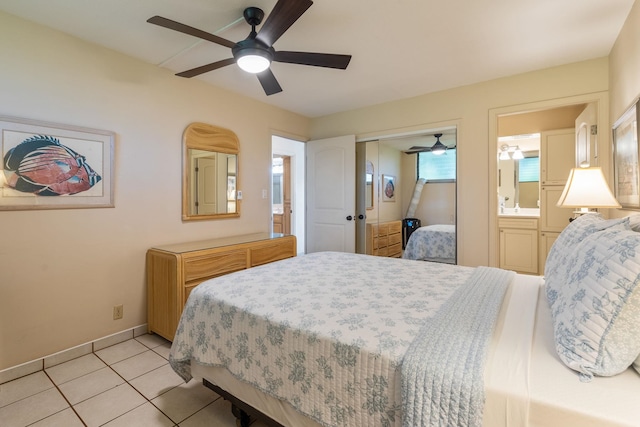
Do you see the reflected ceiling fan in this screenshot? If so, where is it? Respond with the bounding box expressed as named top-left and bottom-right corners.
top-left (404, 133), bottom-right (455, 155)
top-left (147, 0), bottom-right (352, 96)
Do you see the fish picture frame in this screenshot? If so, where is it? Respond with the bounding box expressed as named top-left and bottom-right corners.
top-left (382, 174), bottom-right (395, 202)
top-left (0, 116), bottom-right (114, 210)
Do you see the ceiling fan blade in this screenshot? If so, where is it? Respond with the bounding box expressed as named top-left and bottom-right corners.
top-left (255, 0), bottom-right (313, 47)
top-left (274, 51), bottom-right (351, 69)
top-left (176, 58), bottom-right (236, 78)
top-left (256, 69), bottom-right (283, 96)
top-left (404, 144), bottom-right (457, 154)
top-left (147, 16), bottom-right (236, 49)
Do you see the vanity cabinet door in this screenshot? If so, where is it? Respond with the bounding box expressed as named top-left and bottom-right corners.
top-left (499, 218), bottom-right (539, 275)
top-left (540, 186), bottom-right (574, 232)
top-left (539, 231), bottom-right (560, 274)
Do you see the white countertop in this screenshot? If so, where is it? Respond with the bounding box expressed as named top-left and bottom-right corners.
top-left (498, 207), bottom-right (540, 217)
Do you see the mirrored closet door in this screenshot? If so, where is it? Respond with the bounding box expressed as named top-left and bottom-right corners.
top-left (356, 127), bottom-right (457, 264)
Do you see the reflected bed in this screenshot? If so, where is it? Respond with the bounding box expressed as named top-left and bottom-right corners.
top-left (402, 224), bottom-right (456, 264)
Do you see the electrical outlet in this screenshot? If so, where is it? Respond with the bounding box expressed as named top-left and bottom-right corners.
top-left (113, 305), bottom-right (123, 320)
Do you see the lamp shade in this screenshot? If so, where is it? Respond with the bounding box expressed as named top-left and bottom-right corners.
top-left (556, 167), bottom-right (621, 208)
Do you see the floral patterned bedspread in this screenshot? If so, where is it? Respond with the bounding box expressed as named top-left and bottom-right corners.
top-left (402, 224), bottom-right (456, 262)
top-left (170, 251), bottom-right (474, 427)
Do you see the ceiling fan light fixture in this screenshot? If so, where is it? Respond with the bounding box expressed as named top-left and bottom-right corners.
top-left (237, 52), bottom-right (271, 73)
top-left (233, 38), bottom-right (274, 74)
top-left (431, 133), bottom-right (447, 155)
top-left (431, 143), bottom-right (446, 155)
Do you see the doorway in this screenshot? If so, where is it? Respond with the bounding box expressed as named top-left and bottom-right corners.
top-left (272, 135), bottom-right (305, 255)
top-left (488, 92), bottom-right (609, 268)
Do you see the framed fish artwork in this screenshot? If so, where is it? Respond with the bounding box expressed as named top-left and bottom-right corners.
top-left (0, 116), bottom-right (114, 210)
top-left (382, 174), bottom-right (395, 202)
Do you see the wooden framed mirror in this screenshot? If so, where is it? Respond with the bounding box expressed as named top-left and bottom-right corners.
top-left (182, 122), bottom-right (239, 221)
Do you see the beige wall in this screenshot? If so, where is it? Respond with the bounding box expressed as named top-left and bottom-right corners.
top-left (0, 12), bottom-right (310, 370)
top-left (610, 0), bottom-right (640, 220)
top-left (310, 58), bottom-right (609, 266)
top-left (610, 0), bottom-right (640, 124)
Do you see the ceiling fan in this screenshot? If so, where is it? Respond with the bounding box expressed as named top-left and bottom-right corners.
top-left (147, 0), bottom-right (352, 96)
top-left (405, 133), bottom-right (455, 155)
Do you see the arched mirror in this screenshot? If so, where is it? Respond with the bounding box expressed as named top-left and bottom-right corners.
top-left (182, 122), bottom-right (239, 221)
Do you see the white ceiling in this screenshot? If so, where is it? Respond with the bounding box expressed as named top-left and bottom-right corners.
top-left (0, 0), bottom-right (635, 118)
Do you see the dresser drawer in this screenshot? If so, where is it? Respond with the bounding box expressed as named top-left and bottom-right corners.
top-left (388, 232), bottom-right (402, 245)
top-left (251, 239), bottom-right (295, 266)
top-left (388, 243), bottom-right (402, 257)
top-left (183, 250), bottom-right (247, 282)
top-left (378, 223), bottom-right (389, 235)
top-left (377, 236), bottom-right (389, 249)
top-left (388, 221), bottom-right (402, 234)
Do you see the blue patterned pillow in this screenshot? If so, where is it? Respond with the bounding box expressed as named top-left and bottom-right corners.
top-left (544, 214), bottom-right (630, 279)
top-left (546, 226), bottom-right (640, 381)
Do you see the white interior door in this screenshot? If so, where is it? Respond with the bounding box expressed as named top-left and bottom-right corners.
top-left (575, 102), bottom-right (598, 167)
top-left (196, 156), bottom-right (217, 214)
top-left (306, 135), bottom-right (356, 253)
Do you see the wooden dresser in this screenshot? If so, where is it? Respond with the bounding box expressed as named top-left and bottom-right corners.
top-left (366, 220), bottom-right (402, 258)
top-left (146, 233), bottom-right (296, 341)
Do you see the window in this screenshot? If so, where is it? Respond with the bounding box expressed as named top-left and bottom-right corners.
top-left (418, 149), bottom-right (456, 181)
top-left (518, 157), bottom-right (539, 182)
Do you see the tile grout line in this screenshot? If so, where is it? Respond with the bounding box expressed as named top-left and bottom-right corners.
top-left (41, 368), bottom-right (88, 427)
top-left (93, 338), bottom-right (180, 426)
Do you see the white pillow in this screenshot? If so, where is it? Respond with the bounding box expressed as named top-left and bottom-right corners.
top-left (628, 214), bottom-right (640, 232)
top-left (546, 226), bottom-right (640, 380)
top-left (544, 214), bottom-right (630, 279)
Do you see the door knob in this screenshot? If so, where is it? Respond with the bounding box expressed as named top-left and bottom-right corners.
top-left (346, 215), bottom-right (353, 221)
top-left (358, 214), bottom-right (365, 220)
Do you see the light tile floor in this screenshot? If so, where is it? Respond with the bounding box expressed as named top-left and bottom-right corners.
top-left (1, 334), bottom-right (269, 426)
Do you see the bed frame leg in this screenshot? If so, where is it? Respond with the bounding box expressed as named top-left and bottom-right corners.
top-left (202, 378), bottom-right (285, 427)
top-left (231, 404), bottom-right (251, 427)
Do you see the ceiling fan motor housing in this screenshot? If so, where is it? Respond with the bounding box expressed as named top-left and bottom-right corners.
top-left (243, 7), bottom-right (265, 26)
top-left (232, 38), bottom-right (275, 63)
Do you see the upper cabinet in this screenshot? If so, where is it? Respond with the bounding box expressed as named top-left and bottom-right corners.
top-left (540, 128), bottom-right (575, 185)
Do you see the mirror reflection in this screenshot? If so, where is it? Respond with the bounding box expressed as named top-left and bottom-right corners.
top-left (365, 161), bottom-right (374, 210)
top-left (356, 128), bottom-right (457, 265)
top-left (183, 122), bottom-right (240, 221)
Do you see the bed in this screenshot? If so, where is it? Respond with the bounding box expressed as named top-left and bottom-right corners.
top-left (169, 214), bottom-right (640, 427)
top-left (402, 224), bottom-right (456, 263)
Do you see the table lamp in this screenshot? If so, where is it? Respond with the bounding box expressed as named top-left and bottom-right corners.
top-left (556, 167), bottom-right (621, 216)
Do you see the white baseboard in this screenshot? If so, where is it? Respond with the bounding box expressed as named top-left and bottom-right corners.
top-left (0, 324), bottom-right (148, 384)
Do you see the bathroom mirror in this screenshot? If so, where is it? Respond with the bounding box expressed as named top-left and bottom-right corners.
top-left (182, 122), bottom-right (239, 221)
top-left (498, 153), bottom-right (540, 208)
top-left (497, 135), bottom-right (540, 209)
